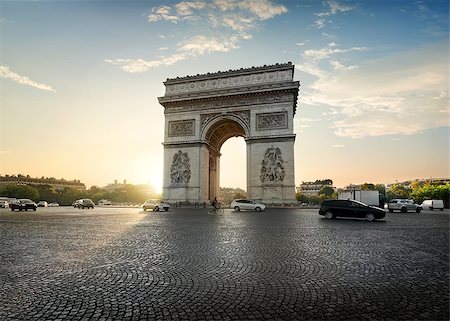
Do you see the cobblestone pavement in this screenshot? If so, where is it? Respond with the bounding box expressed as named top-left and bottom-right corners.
top-left (1, 207), bottom-right (448, 321)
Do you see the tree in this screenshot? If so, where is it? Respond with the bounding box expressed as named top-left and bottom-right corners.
top-left (411, 183), bottom-right (450, 208)
top-left (361, 183), bottom-right (376, 190)
top-left (0, 184), bottom-right (39, 201)
top-left (318, 186), bottom-right (334, 197)
top-left (386, 184), bottom-right (412, 200)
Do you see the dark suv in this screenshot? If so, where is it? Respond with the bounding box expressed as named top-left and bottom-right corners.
top-left (319, 199), bottom-right (386, 221)
top-left (10, 199), bottom-right (37, 211)
top-left (75, 199), bottom-right (95, 209)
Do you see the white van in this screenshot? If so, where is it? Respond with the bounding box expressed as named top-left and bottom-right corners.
top-left (420, 200), bottom-right (444, 211)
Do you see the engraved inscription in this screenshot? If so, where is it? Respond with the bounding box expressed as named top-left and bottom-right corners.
top-left (260, 146), bottom-right (285, 183)
top-left (170, 150), bottom-right (191, 184)
top-left (256, 112), bottom-right (287, 131)
top-left (168, 120), bottom-right (195, 137)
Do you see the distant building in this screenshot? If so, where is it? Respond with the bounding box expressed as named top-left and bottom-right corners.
top-left (220, 187), bottom-right (246, 204)
top-left (0, 174), bottom-right (86, 190)
top-left (343, 184), bottom-right (362, 191)
top-left (297, 179), bottom-right (334, 196)
top-left (103, 180), bottom-right (156, 195)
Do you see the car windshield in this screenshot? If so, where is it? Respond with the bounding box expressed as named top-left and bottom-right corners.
top-left (351, 200), bottom-right (368, 206)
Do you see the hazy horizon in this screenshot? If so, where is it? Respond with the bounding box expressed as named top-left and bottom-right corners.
top-left (1, 1), bottom-right (449, 193)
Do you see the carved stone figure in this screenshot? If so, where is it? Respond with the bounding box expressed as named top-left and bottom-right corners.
top-left (170, 150), bottom-right (191, 184)
top-left (260, 146), bottom-right (285, 182)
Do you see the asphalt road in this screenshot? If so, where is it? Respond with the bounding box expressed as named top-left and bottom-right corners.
top-left (1, 207), bottom-right (449, 320)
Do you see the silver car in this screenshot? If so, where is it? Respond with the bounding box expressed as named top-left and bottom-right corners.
top-left (386, 199), bottom-right (421, 213)
top-left (231, 199), bottom-right (266, 212)
top-left (143, 200), bottom-right (170, 212)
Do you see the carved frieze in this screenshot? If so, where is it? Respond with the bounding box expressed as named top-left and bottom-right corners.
top-left (256, 111), bottom-right (288, 131)
top-left (260, 146), bottom-right (285, 183)
top-left (170, 150), bottom-right (191, 184)
top-left (165, 93), bottom-right (294, 114)
top-left (168, 119), bottom-right (195, 137)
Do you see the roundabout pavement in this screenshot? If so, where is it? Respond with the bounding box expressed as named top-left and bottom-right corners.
top-left (1, 207), bottom-right (448, 320)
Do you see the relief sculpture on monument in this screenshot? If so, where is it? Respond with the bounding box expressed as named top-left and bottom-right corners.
top-left (170, 150), bottom-right (191, 184)
top-left (257, 112), bottom-right (287, 130)
top-left (260, 146), bottom-right (286, 183)
top-left (168, 120), bottom-right (195, 137)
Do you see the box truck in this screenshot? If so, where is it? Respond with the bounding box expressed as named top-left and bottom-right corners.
top-left (338, 190), bottom-right (380, 206)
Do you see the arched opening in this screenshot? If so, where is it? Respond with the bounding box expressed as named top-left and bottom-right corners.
top-left (203, 118), bottom-right (247, 201)
top-left (220, 137), bottom-right (247, 203)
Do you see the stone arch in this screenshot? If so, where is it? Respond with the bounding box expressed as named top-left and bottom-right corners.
top-left (201, 114), bottom-right (249, 151)
top-left (159, 62), bottom-right (299, 204)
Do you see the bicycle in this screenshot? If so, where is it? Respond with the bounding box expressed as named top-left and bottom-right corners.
top-left (208, 203), bottom-right (225, 215)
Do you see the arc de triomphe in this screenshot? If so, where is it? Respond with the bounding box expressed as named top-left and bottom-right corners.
top-left (158, 62), bottom-right (299, 204)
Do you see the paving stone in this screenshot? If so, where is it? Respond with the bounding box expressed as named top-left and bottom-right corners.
top-left (0, 207), bottom-right (448, 320)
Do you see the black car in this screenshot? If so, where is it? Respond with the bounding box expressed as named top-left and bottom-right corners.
top-left (319, 199), bottom-right (386, 222)
top-left (10, 199), bottom-right (37, 212)
top-left (75, 199), bottom-right (95, 209)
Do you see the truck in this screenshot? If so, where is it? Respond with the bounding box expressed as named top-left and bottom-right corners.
top-left (338, 190), bottom-right (380, 207)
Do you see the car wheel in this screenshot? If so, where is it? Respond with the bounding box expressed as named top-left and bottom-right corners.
top-left (388, 209), bottom-right (394, 213)
top-left (401, 207), bottom-right (407, 213)
top-left (324, 211), bottom-right (334, 219)
top-left (365, 213), bottom-right (375, 222)
top-left (33, 208), bottom-right (36, 211)
top-left (155, 206), bottom-right (159, 212)
top-left (143, 207), bottom-right (147, 211)
top-left (234, 206), bottom-right (240, 211)
top-left (416, 208), bottom-right (421, 213)
top-left (255, 207), bottom-right (261, 212)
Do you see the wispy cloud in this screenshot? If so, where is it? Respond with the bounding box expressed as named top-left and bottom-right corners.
top-left (105, 54), bottom-right (186, 73)
top-left (302, 45), bottom-right (367, 61)
top-left (0, 65), bottom-right (55, 92)
top-left (332, 144), bottom-right (345, 148)
top-left (296, 42), bottom-right (449, 138)
top-left (107, 0), bottom-right (287, 73)
top-left (313, 0), bottom-right (354, 29)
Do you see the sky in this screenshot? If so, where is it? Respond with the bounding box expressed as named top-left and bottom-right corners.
top-left (0, 0), bottom-right (449, 192)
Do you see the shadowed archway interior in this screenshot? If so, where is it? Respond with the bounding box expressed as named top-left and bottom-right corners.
top-left (204, 119), bottom-right (246, 152)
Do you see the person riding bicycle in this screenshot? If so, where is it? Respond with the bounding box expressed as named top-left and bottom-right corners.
top-left (211, 197), bottom-right (218, 210)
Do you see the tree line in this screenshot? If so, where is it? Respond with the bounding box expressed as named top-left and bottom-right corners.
top-left (0, 184), bottom-right (160, 206)
top-left (296, 182), bottom-right (449, 208)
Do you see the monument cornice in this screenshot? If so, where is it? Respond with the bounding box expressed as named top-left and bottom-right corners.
top-left (163, 62), bottom-right (294, 84)
top-left (161, 86), bottom-right (299, 115)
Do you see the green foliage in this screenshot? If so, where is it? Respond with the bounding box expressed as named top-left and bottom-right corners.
top-left (0, 184), bottom-right (40, 201)
top-left (318, 186), bottom-right (334, 196)
top-left (361, 183), bottom-right (376, 190)
top-left (314, 179), bottom-right (333, 185)
top-left (386, 184), bottom-right (412, 200)
top-left (411, 183), bottom-right (450, 208)
top-left (0, 183), bottom-right (159, 206)
top-left (296, 192), bottom-right (336, 205)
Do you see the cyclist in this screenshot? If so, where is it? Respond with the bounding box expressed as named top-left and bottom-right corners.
top-left (211, 197), bottom-right (218, 210)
